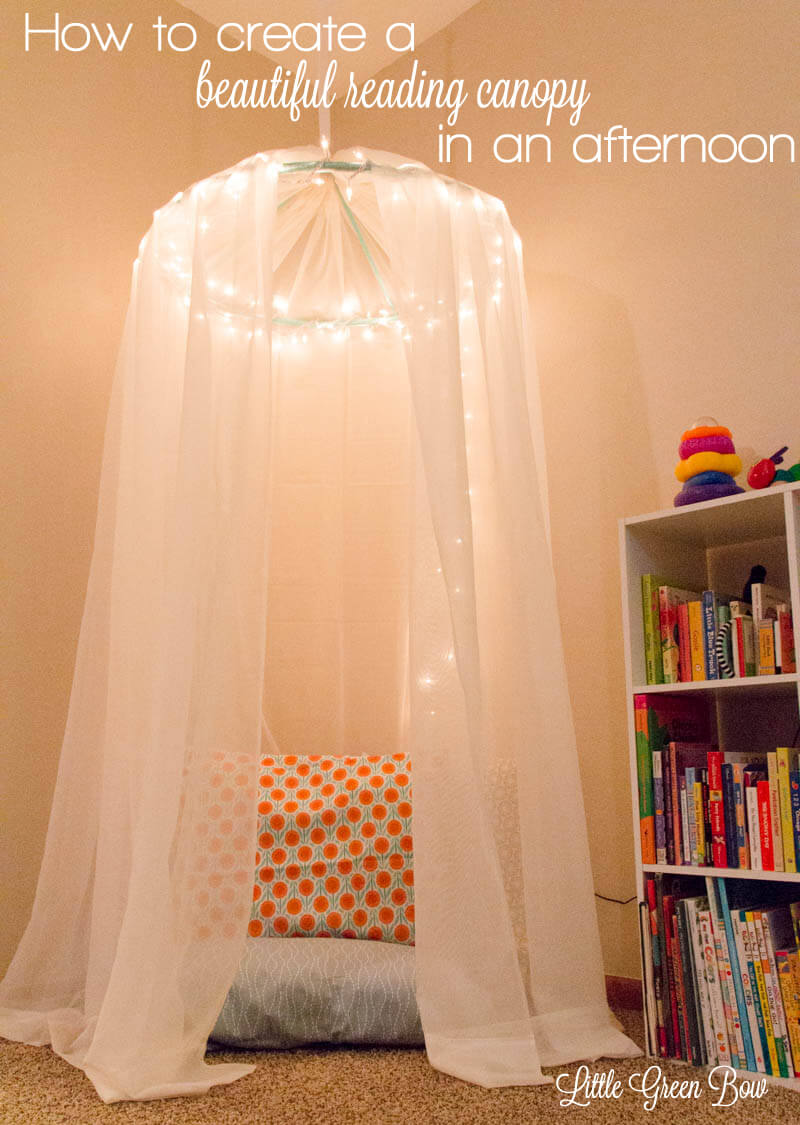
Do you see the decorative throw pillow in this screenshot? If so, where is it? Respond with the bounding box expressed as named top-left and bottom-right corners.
top-left (249, 754), bottom-right (414, 944)
top-left (210, 937), bottom-right (423, 1048)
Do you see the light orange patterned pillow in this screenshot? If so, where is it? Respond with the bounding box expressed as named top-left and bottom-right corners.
top-left (249, 754), bottom-right (414, 944)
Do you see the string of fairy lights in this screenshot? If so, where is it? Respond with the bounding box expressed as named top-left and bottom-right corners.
top-left (138, 152), bottom-right (519, 725)
top-left (139, 152), bottom-right (514, 345)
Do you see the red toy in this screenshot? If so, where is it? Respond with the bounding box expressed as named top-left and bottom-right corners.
top-left (747, 446), bottom-right (789, 489)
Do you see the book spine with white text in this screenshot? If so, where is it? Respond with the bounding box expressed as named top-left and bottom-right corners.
top-left (685, 897), bottom-right (718, 1064)
top-left (749, 912), bottom-right (786, 1076)
top-left (791, 772), bottom-right (800, 869)
top-left (730, 911), bottom-right (766, 1072)
top-left (699, 907), bottom-right (731, 1066)
top-left (713, 878), bottom-right (756, 1071)
top-left (753, 912), bottom-right (790, 1077)
top-left (736, 910), bottom-right (770, 1072)
top-left (707, 887), bottom-right (744, 1068)
top-left (702, 590), bottom-right (720, 679)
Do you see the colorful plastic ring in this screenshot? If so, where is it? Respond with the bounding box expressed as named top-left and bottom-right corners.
top-left (680, 425), bottom-right (732, 443)
top-left (683, 470), bottom-right (735, 487)
top-left (675, 451), bottom-right (742, 483)
top-left (674, 481), bottom-right (744, 506)
top-left (678, 435), bottom-right (735, 459)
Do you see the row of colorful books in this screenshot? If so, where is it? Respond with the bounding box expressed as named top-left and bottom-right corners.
top-left (635, 694), bottom-right (800, 871)
top-left (641, 575), bottom-right (795, 684)
top-left (641, 874), bottom-right (800, 1076)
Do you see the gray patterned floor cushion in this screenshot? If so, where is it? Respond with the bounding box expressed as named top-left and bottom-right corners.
top-left (210, 938), bottom-right (423, 1048)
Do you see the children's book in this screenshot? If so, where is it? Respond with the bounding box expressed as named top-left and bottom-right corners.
top-left (678, 602), bottom-right (693, 682)
top-left (635, 695), bottom-right (711, 865)
top-left (746, 786), bottom-right (762, 870)
top-left (707, 751), bottom-right (727, 868)
top-left (700, 907), bottom-right (732, 1066)
top-left (645, 874), bottom-right (668, 1057)
top-left (660, 585), bottom-right (698, 683)
top-left (688, 600), bottom-right (705, 680)
top-left (757, 780), bottom-right (775, 871)
top-left (669, 744), bottom-right (715, 866)
top-left (709, 878), bottom-right (756, 1071)
top-left (724, 881), bottom-right (800, 1075)
top-left (730, 910), bottom-right (767, 1072)
top-left (767, 753), bottom-right (785, 872)
top-left (702, 590), bottom-right (721, 679)
top-left (774, 951), bottom-right (800, 1076)
top-left (758, 620), bottom-right (777, 675)
top-left (684, 895), bottom-right (717, 1064)
top-left (640, 901), bottom-right (657, 1056)
top-left (778, 604), bottom-right (796, 673)
top-left (776, 748), bottom-right (797, 873)
top-left (642, 574), bottom-right (669, 684)
top-left (790, 772), bottom-right (800, 871)
top-left (730, 601), bottom-right (755, 677)
top-left (751, 582), bottom-right (789, 626)
top-left (754, 910), bottom-right (791, 1076)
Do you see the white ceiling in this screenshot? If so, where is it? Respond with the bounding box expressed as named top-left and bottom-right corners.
top-left (180, 1), bottom-right (478, 88)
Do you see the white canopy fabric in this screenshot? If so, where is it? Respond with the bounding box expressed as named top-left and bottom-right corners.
top-left (0, 146), bottom-right (638, 1101)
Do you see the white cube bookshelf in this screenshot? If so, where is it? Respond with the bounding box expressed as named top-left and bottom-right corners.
top-left (619, 481), bottom-right (800, 1090)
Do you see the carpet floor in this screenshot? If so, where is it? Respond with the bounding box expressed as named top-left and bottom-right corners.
top-left (1, 1008), bottom-right (798, 1124)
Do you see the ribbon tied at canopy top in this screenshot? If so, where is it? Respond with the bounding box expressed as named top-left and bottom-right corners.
top-left (147, 144), bottom-right (517, 340)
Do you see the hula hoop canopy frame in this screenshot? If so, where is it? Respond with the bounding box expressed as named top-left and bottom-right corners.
top-left (0, 146), bottom-right (638, 1102)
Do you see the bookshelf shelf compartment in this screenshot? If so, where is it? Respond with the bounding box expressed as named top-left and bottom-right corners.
top-left (621, 482), bottom-right (800, 1081)
top-left (620, 483), bottom-right (799, 691)
top-left (624, 483), bottom-right (797, 549)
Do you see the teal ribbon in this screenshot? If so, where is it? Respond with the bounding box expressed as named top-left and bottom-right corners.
top-left (279, 159), bottom-right (372, 174)
top-left (332, 182), bottom-right (395, 313)
top-left (274, 159), bottom-right (397, 318)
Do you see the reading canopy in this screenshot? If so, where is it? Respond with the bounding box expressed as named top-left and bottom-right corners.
top-left (0, 145), bottom-right (637, 1101)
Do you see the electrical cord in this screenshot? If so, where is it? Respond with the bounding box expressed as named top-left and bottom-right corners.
top-left (595, 892), bottom-right (637, 905)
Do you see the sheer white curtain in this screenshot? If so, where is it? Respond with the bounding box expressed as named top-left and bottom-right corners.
top-left (0, 154), bottom-right (278, 1101)
top-left (0, 146), bottom-right (637, 1101)
top-left (374, 167), bottom-right (637, 1081)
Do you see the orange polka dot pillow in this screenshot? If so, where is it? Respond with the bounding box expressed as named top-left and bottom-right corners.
top-left (250, 754), bottom-right (414, 944)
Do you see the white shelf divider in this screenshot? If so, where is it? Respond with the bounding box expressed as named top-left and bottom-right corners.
top-left (632, 673), bottom-right (800, 694)
top-left (642, 863), bottom-right (800, 883)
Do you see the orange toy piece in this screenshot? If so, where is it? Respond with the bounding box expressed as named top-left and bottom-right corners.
top-left (679, 424), bottom-right (732, 443)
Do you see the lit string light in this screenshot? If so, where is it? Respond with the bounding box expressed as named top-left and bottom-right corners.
top-left (146, 160), bottom-right (517, 345)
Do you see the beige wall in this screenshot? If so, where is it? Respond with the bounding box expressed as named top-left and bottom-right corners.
top-left (2, 0), bottom-right (797, 981)
top-left (337, 0), bottom-right (799, 975)
top-left (0, 0), bottom-right (315, 974)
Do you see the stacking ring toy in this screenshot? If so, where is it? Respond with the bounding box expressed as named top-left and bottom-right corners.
top-left (673, 417), bottom-right (745, 507)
